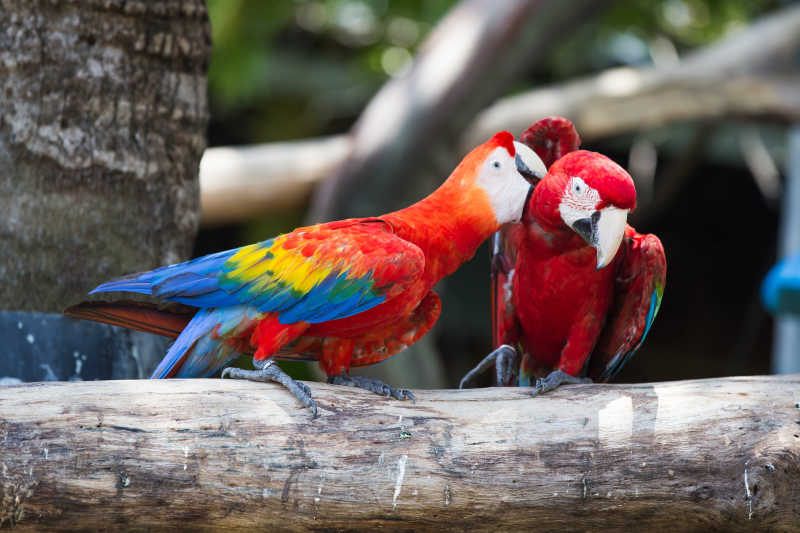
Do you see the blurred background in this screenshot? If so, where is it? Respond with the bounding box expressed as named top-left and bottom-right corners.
top-left (6, 0), bottom-right (794, 386)
top-left (192, 0), bottom-right (800, 388)
top-left (194, 0), bottom-right (800, 387)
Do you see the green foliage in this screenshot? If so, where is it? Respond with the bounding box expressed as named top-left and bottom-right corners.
top-left (603, 0), bottom-right (780, 46)
top-left (207, 0), bottom-right (456, 144)
top-left (207, 0), bottom-right (780, 144)
top-left (549, 0), bottom-right (780, 79)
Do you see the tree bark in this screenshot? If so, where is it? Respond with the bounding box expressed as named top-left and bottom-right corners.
top-left (1, 375), bottom-right (798, 531)
top-left (0, 0), bottom-right (211, 312)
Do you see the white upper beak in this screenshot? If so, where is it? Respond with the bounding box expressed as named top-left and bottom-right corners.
top-left (513, 141), bottom-right (547, 183)
top-left (593, 206), bottom-right (628, 269)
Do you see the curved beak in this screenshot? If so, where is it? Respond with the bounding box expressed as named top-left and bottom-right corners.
top-left (571, 206), bottom-right (628, 269)
top-left (514, 141), bottom-right (546, 185)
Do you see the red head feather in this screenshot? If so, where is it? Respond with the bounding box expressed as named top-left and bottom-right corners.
top-left (520, 117), bottom-right (581, 168)
top-left (488, 131), bottom-right (516, 157)
top-left (551, 151), bottom-right (636, 210)
top-left (530, 150), bottom-right (636, 230)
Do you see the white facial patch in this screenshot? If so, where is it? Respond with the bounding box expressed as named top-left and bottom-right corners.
top-left (558, 176), bottom-right (601, 227)
top-left (475, 146), bottom-right (532, 224)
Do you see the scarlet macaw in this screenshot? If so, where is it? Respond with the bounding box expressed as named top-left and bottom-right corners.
top-left (460, 118), bottom-right (666, 394)
top-left (66, 132), bottom-right (546, 416)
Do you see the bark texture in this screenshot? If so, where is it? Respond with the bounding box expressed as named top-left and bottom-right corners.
top-left (0, 0), bottom-right (211, 312)
top-left (0, 375), bottom-right (799, 531)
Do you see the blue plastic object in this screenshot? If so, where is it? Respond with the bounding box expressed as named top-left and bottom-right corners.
top-left (762, 250), bottom-right (800, 315)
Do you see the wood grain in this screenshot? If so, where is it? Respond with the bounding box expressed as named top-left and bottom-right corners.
top-left (1, 376), bottom-right (799, 531)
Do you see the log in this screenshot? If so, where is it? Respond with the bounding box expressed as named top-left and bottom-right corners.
top-left (199, 136), bottom-right (350, 225)
top-left (1, 375), bottom-right (799, 531)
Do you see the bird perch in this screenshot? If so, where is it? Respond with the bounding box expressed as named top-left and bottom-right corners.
top-left (1, 375), bottom-right (799, 531)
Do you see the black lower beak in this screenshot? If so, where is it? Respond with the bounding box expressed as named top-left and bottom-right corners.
top-left (516, 153), bottom-right (542, 186)
top-left (572, 211), bottom-right (600, 246)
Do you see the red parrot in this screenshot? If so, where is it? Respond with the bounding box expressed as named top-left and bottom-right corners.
top-left (66, 131), bottom-right (545, 416)
top-left (460, 118), bottom-right (666, 394)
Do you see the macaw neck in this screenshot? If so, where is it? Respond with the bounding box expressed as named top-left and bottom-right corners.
top-left (381, 184), bottom-right (497, 285)
top-left (522, 208), bottom-right (588, 256)
top-left (527, 175), bottom-right (568, 232)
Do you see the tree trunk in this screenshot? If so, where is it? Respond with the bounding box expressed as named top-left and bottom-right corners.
top-left (0, 0), bottom-right (211, 313)
top-left (1, 375), bottom-right (798, 531)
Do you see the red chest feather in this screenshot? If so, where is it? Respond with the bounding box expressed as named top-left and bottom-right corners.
top-left (512, 223), bottom-right (616, 365)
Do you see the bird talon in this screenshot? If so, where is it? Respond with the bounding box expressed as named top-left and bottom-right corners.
top-left (328, 373), bottom-right (413, 402)
top-left (530, 370), bottom-right (592, 397)
top-left (460, 345), bottom-right (519, 388)
top-left (221, 358), bottom-right (318, 418)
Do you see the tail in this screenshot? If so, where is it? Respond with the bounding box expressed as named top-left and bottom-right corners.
top-left (64, 300), bottom-right (196, 338)
top-left (151, 307), bottom-right (259, 379)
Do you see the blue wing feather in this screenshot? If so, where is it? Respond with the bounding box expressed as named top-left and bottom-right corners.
top-left (151, 306), bottom-right (262, 379)
top-left (88, 224), bottom-right (423, 328)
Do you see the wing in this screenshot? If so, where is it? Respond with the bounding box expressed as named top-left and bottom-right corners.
top-left (90, 219), bottom-right (425, 325)
top-left (491, 225), bottom-right (522, 348)
top-left (588, 229), bottom-right (666, 381)
top-left (520, 117), bottom-right (581, 167)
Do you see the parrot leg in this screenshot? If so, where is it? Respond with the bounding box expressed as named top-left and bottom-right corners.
top-left (530, 370), bottom-right (592, 397)
top-left (222, 358), bottom-right (318, 418)
top-left (327, 374), bottom-right (415, 401)
top-left (459, 344), bottom-right (519, 389)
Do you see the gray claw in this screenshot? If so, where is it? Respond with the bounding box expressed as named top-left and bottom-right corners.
top-left (459, 344), bottom-right (519, 388)
top-left (222, 359), bottom-right (318, 418)
top-left (530, 370), bottom-right (592, 397)
top-left (328, 374), bottom-right (415, 402)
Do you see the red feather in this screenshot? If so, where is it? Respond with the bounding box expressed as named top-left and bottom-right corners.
top-left (64, 300), bottom-right (195, 338)
top-left (520, 116), bottom-right (581, 167)
top-left (489, 118), bottom-right (665, 385)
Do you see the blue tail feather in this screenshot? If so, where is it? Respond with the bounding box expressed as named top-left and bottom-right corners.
top-left (150, 306), bottom-right (253, 379)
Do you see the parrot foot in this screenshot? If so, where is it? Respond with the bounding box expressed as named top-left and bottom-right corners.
top-left (530, 370), bottom-right (592, 397)
top-left (327, 374), bottom-right (415, 402)
top-left (459, 344), bottom-right (519, 388)
top-left (221, 358), bottom-right (318, 418)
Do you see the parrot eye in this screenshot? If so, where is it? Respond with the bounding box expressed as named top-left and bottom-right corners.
top-left (492, 160), bottom-right (502, 169)
top-left (571, 177), bottom-right (587, 196)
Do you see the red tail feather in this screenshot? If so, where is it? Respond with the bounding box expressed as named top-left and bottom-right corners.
top-left (64, 300), bottom-right (196, 338)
